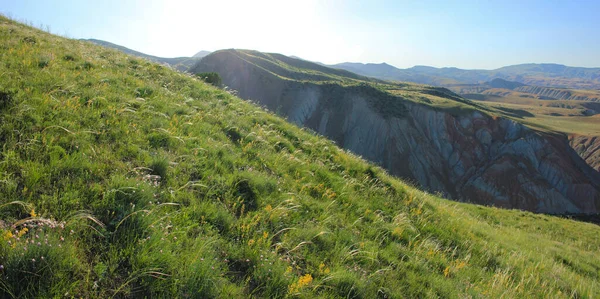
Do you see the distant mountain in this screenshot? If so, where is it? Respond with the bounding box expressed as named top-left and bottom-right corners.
top-left (486, 78), bottom-right (527, 89)
top-left (332, 62), bottom-right (600, 89)
top-left (84, 39), bottom-right (209, 72)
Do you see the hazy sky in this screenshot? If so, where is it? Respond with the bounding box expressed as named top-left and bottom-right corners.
top-left (2, 0), bottom-right (600, 69)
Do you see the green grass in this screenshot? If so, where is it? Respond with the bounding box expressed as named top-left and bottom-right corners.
top-left (0, 15), bottom-right (599, 298)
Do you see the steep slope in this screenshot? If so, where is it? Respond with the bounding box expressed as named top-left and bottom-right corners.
top-left (569, 136), bottom-right (600, 171)
top-left (333, 62), bottom-right (600, 89)
top-left (193, 50), bottom-right (600, 214)
top-left (1, 16), bottom-right (600, 298)
top-left (84, 38), bottom-right (208, 72)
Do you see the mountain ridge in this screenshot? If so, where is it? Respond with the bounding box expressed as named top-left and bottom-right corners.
top-left (333, 62), bottom-right (600, 89)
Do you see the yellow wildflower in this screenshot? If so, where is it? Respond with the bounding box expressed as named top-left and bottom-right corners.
top-left (444, 266), bottom-right (451, 277)
top-left (288, 274), bottom-right (313, 294)
top-left (17, 227), bottom-right (28, 237)
top-left (298, 274), bottom-right (313, 287)
top-left (3, 231), bottom-right (13, 240)
top-left (30, 208), bottom-right (37, 217)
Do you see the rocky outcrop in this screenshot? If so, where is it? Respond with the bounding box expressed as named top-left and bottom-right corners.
top-left (570, 135), bottom-right (600, 172)
top-left (192, 50), bottom-right (600, 214)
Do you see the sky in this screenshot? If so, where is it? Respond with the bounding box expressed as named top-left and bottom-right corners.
top-left (2, 0), bottom-right (600, 69)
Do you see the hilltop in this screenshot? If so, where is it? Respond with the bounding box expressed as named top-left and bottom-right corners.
top-left (0, 16), bottom-right (599, 298)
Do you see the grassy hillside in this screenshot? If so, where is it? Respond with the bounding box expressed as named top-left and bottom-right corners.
top-left (85, 39), bottom-right (206, 72)
top-left (1, 16), bottom-right (599, 298)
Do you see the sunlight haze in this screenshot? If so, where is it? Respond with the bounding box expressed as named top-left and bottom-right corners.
top-left (2, 0), bottom-right (600, 69)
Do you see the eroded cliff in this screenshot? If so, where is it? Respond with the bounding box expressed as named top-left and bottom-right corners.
top-left (191, 50), bottom-right (600, 214)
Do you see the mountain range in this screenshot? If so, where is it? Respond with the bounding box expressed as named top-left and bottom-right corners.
top-left (332, 62), bottom-right (600, 90)
top-left (83, 39), bottom-right (600, 91)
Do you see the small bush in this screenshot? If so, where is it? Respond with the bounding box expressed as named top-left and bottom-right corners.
top-left (21, 36), bottom-right (36, 44)
top-left (37, 58), bottom-right (49, 68)
top-left (196, 72), bottom-right (222, 87)
top-left (225, 127), bottom-right (242, 144)
top-left (81, 61), bottom-right (94, 70)
top-left (63, 54), bottom-right (76, 61)
top-left (149, 157), bottom-right (169, 181)
top-left (135, 87), bottom-right (154, 98)
top-left (0, 89), bottom-right (15, 110)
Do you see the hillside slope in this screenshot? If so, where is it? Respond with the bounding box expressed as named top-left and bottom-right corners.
top-left (84, 39), bottom-right (208, 72)
top-left (192, 50), bottom-right (600, 214)
top-left (1, 16), bottom-right (600, 298)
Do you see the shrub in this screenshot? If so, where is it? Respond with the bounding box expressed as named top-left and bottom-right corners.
top-left (149, 156), bottom-right (169, 182)
top-left (62, 54), bottom-right (76, 61)
top-left (135, 86), bottom-right (154, 98)
top-left (0, 89), bottom-right (15, 110)
top-left (196, 72), bottom-right (222, 87)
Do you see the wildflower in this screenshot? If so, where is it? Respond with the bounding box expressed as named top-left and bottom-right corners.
top-left (3, 231), bottom-right (13, 240)
top-left (0, 265), bottom-right (3, 270)
top-left (288, 274), bottom-right (313, 294)
top-left (443, 266), bottom-right (450, 277)
top-left (32, 258), bottom-right (36, 263)
top-left (30, 209), bottom-right (37, 217)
